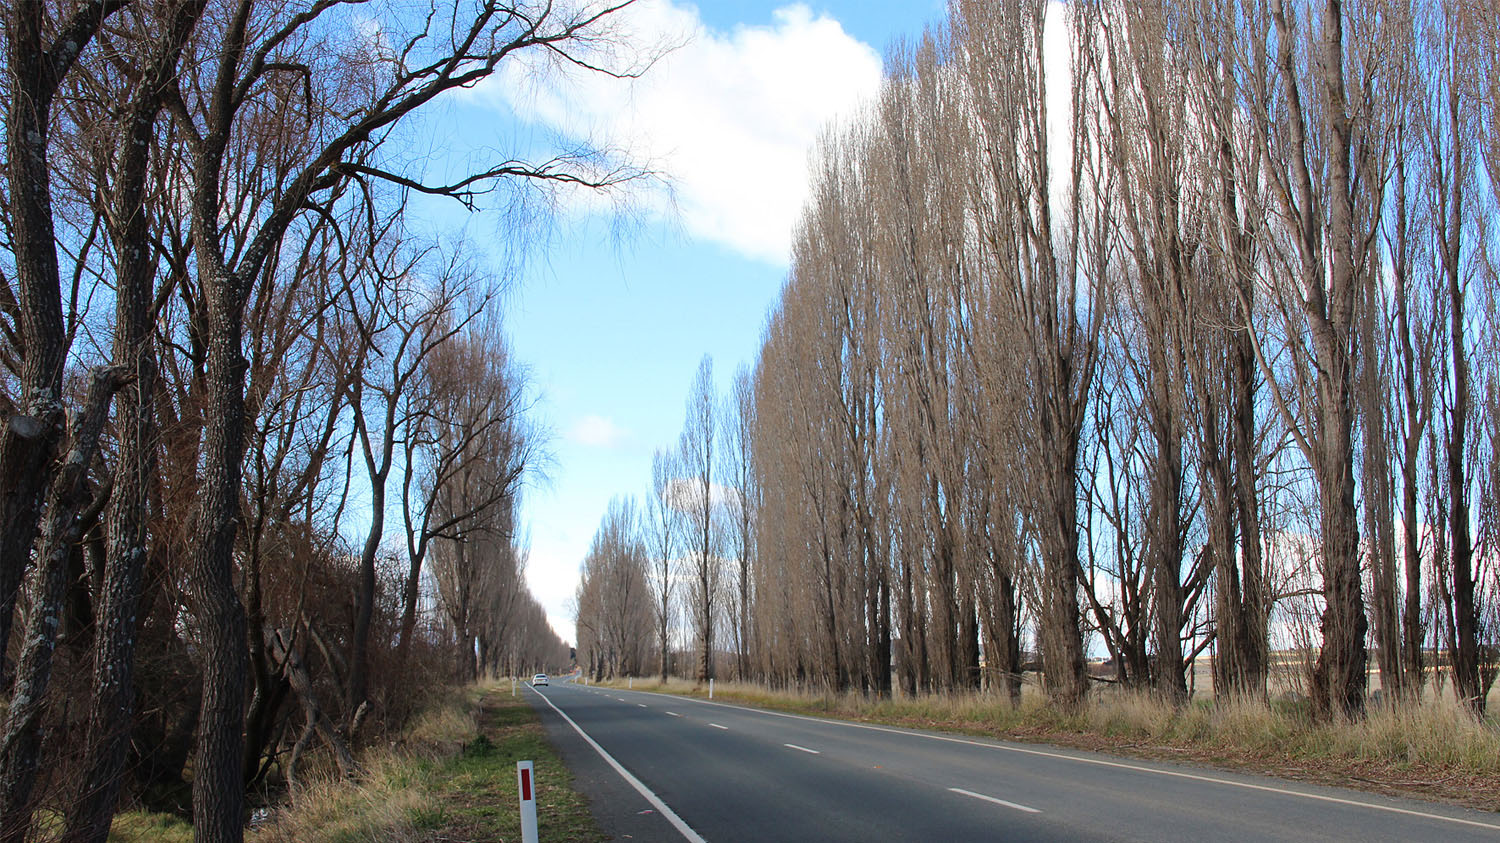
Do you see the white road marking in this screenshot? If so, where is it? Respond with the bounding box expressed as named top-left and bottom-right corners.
top-left (634, 691), bottom-right (1500, 833)
top-left (949, 787), bottom-right (1040, 814)
top-left (784, 743), bottom-right (820, 754)
top-left (709, 723), bottom-right (728, 730)
top-left (527, 686), bottom-right (704, 843)
top-left (638, 704), bottom-right (648, 708)
top-left (666, 711), bottom-right (681, 717)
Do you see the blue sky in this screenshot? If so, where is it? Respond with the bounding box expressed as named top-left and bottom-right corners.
top-left (426, 1), bottom-right (946, 641)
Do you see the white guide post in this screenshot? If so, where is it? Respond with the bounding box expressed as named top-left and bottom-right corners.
top-left (709, 679), bottom-right (714, 699)
top-left (517, 760), bottom-right (539, 843)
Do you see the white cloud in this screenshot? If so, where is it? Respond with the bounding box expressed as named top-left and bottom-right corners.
top-left (477, 1), bottom-right (884, 264)
top-left (567, 414), bottom-right (630, 448)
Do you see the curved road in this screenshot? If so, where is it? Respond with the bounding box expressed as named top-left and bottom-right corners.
top-left (527, 679), bottom-right (1500, 842)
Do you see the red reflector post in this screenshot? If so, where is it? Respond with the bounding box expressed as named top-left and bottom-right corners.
top-left (517, 760), bottom-right (538, 843)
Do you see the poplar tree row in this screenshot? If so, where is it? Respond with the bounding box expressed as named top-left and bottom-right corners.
top-left (574, 0), bottom-right (1496, 722)
top-left (742, 0), bottom-right (1498, 719)
top-left (575, 356), bottom-right (758, 686)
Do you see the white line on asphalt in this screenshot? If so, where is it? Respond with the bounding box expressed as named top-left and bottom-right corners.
top-left (710, 723), bottom-right (728, 730)
top-left (666, 711), bottom-right (681, 717)
top-left (635, 691), bottom-right (1500, 833)
top-left (784, 743), bottom-right (820, 754)
top-left (526, 686), bottom-right (704, 843)
top-left (949, 787), bottom-right (1040, 814)
top-left (638, 704), bottom-right (648, 708)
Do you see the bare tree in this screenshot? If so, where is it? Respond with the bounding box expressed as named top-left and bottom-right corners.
top-left (646, 448), bottom-right (678, 680)
top-left (575, 497), bottom-right (652, 679)
top-left (680, 356), bottom-right (721, 682)
top-left (1415, 0), bottom-right (1489, 715)
top-left (345, 249), bottom-right (482, 721)
top-left (722, 367), bottom-right (757, 680)
top-left (422, 312), bottom-right (532, 681)
top-left (1236, 0), bottom-right (1380, 718)
top-left (955, 0), bottom-right (1111, 707)
top-left (0, 0), bottom-right (132, 692)
top-left (163, 2), bottom-right (650, 836)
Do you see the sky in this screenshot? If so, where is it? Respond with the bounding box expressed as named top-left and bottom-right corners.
top-left (415, 0), bottom-right (946, 642)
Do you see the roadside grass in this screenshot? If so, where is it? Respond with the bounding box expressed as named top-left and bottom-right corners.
top-left (110, 679), bottom-right (599, 843)
top-left (430, 687), bottom-right (599, 842)
top-left (107, 811), bottom-right (195, 842)
top-left (30, 808), bottom-right (195, 843)
top-left (595, 676), bottom-right (1500, 810)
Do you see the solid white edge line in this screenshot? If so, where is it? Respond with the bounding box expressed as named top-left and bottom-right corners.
top-left (949, 787), bottom-right (1041, 814)
top-left (526, 685), bottom-right (705, 843)
top-left (633, 690), bottom-right (1500, 833)
top-left (784, 743), bottom-right (820, 754)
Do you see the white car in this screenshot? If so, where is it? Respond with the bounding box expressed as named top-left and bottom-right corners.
top-left (532, 673), bottom-right (549, 686)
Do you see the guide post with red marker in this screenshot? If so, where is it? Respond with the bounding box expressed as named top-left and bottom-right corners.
top-left (517, 760), bottom-right (539, 843)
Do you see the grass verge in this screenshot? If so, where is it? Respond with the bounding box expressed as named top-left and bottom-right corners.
top-left (110, 680), bottom-right (600, 843)
top-left (428, 686), bottom-right (599, 842)
top-left (594, 676), bottom-right (1500, 812)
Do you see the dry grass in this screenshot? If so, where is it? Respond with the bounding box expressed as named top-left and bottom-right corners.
top-left (105, 810), bottom-right (195, 842)
top-left (245, 685), bottom-right (490, 843)
top-left (399, 686), bottom-right (482, 756)
top-left (250, 753), bottom-right (447, 843)
top-left (102, 677), bottom-right (599, 843)
top-left (597, 676), bottom-right (1500, 810)
top-left (248, 678), bottom-right (600, 843)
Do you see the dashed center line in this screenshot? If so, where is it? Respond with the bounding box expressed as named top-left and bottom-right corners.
top-left (709, 723), bottom-right (728, 730)
top-left (666, 711), bottom-right (681, 717)
top-left (638, 704), bottom-right (648, 708)
top-left (949, 787), bottom-right (1040, 814)
top-left (784, 743), bottom-right (820, 754)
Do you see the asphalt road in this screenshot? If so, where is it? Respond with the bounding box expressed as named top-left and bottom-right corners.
top-left (526, 679), bottom-right (1500, 842)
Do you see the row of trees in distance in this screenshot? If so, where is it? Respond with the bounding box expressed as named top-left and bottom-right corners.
top-left (574, 0), bottom-right (1500, 725)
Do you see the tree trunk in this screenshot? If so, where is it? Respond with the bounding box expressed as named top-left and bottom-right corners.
top-left (0, 0), bottom-right (92, 687)
top-left (1232, 308), bottom-right (1268, 697)
top-left (1445, 214), bottom-right (1480, 716)
top-left (1360, 275), bottom-right (1402, 702)
top-left (269, 629), bottom-right (356, 779)
top-left (187, 268), bottom-right (251, 843)
top-left (1040, 394), bottom-right (1088, 708)
top-left (0, 370), bottom-right (121, 842)
top-left (349, 481), bottom-right (384, 724)
top-left (64, 29), bottom-right (183, 826)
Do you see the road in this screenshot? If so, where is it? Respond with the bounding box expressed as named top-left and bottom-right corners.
top-left (526, 679), bottom-right (1500, 842)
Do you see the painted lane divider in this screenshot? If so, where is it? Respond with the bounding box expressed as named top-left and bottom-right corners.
top-left (709, 723), bottom-right (728, 730)
top-left (526, 685), bottom-right (704, 842)
top-left (949, 787), bottom-right (1040, 814)
top-left (666, 711), bottom-right (681, 717)
top-left (638, 703), bottom-right (648, 708)
top-left (784, 743), bottom-right (820, 754)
